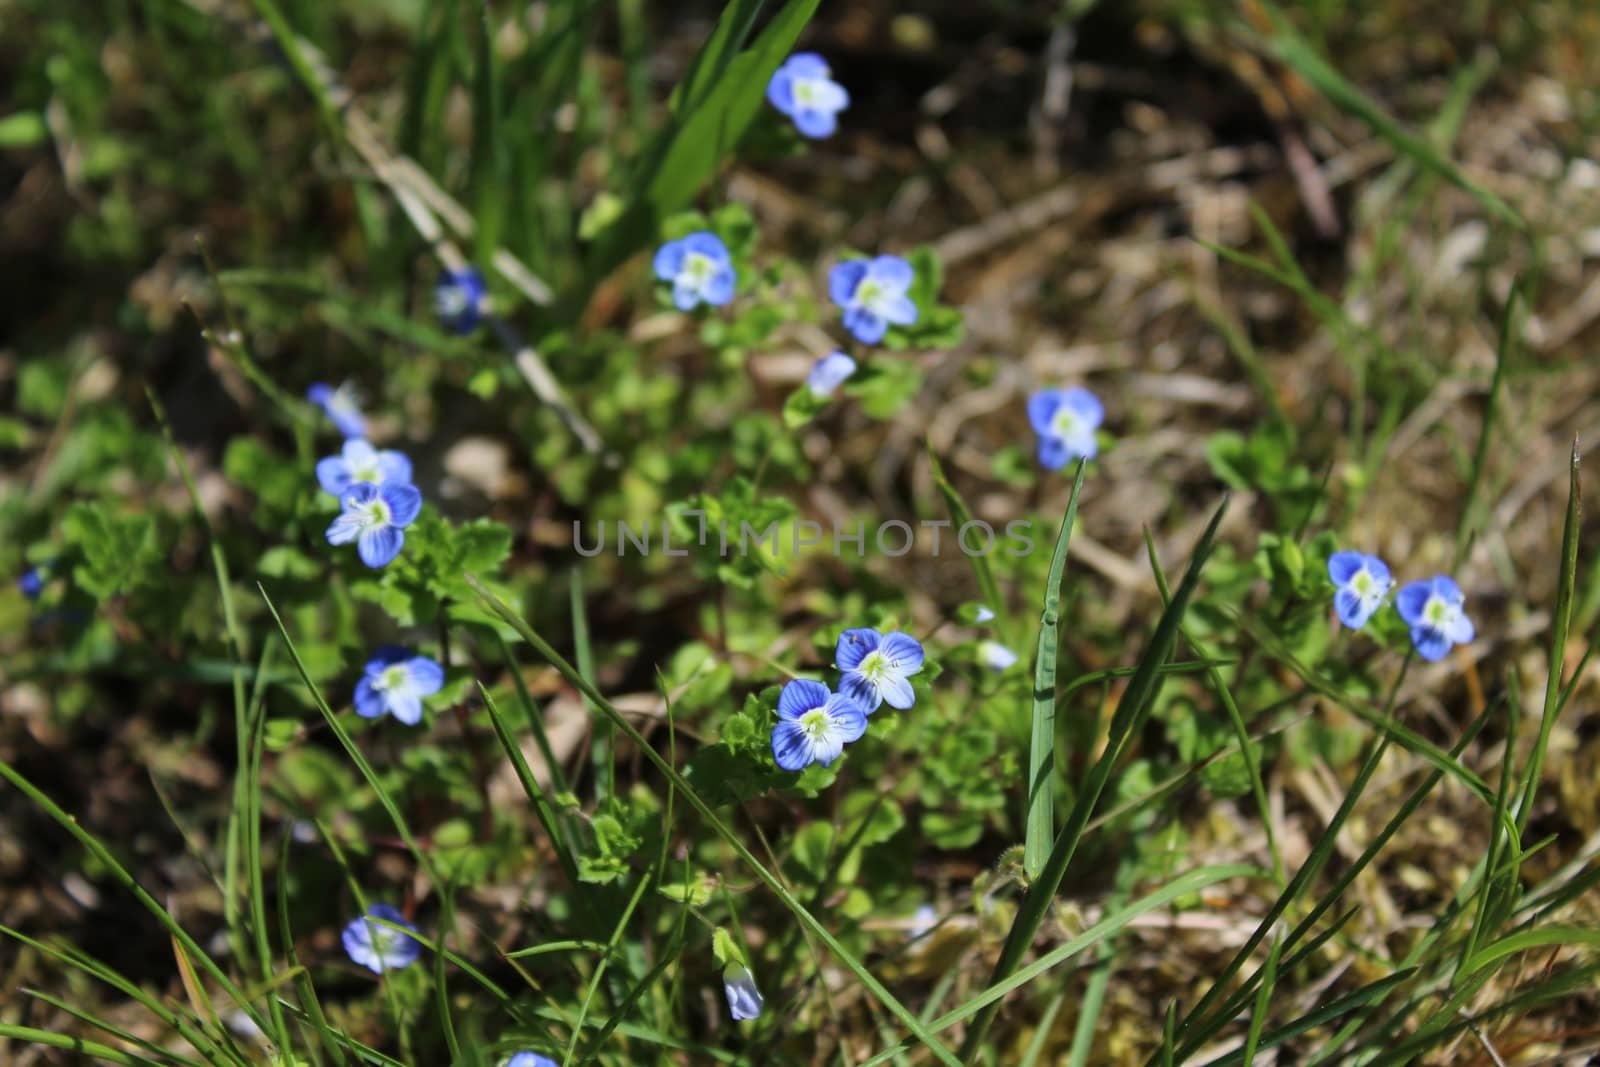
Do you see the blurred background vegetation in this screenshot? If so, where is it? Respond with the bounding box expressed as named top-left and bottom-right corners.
top-left (2, 0), bottom-right (1599, 1063)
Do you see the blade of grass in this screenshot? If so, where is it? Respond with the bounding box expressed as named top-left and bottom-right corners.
top-left (959, 496), bottom-right (1230, 1059)
top-left (1164, 655), bottom-right (1417, 1062)
top-left (1255, 1), bottom-right (1523, 229)
top-left (1147, 530), bottom-right (1285, 888)
top-left (927, 441), bottom-right (1006, 626)
top-left (1194, 969), bottom-right (1418, 1067)
top-left (1516, 439), bottom-right (1582, 832)
top-left (1241, 930), bottom-right (1283, 1066)
top-left (478, 682), bottom-right (582, 886)
top-left (464, 574), bottom-right (963, 1067)
top-left (0, 1025), bottom-right (160, 1065)
top-left (275, 834), bottom-right (347, 1066)
top-left (1024, 458), bottom-right (1088, 879)
top-left (1453, 278), bottom-right (1522, 568)
top-left (571, 567), bottom-right (609, 801)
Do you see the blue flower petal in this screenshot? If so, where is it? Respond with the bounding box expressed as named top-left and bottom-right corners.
top-left (878, 673), bottom-right (916, 710)
top-left (778, 678), bottom-right (830, 720)
top-left (793, 107), bottom-right (838, 139)
top-left (825, 695), bottom-right (868, 742)
top-left (838, 671), bottom-right (882, 713)
top-left (387, 688), bottom-right (424, 726)
top-left (1058, 386), bottom-right (1104, 428)
top-left (867, 255), bottom-right (914, 293)
top-left (1327, 551), bottom-right (1364, 585)
top-left (880, 631), bottom-right (925, 672)
top-left (406, 656), bottom-right (446, 694)
top-left (1037, 435), bottom-right (1070, 471)
top-left (682, 231), bottom-right (730, 264)
top-left (1395, 581), bottom-right (1431, 626)
top-left (835, 628), bottom-right (882, 670)
top-left (1365, 554), bottom-right (1392, 585)
top-left (357, 526), bottom-right (404, 568)
top-left (702, 266), bottom-right (737, 306)
top-left (381, 482), bottom-right (423, 527)
top-left (1431, 575), bottom-right (1464, 603)
top-left (843, 307), bottom-right (887, 344)
top-left (1447, 611), bottom-right (1475, 645)
top-left (766, 68), bottom-right (797, 113)
top-left (782, 52), bottom-right (831, 79)
top-left (880, 293), bottom-right (919, 327)
top-left (771, 720), bottom-right (813, 770)
top-left (829, 260), bottom-right (868, 306)
top-left (653, 239), bottom-right (687, 282)
top-left (1334, 587), bottom-right (1370, 629)
top-left (1411, 625), bottom-right (1451, 661)
top-left (1027, 390), bottom-right (1064, 434)
top-left (316, 455), bottom-right (351, 496)
top-left (353, 676), bottom-right (385, 718)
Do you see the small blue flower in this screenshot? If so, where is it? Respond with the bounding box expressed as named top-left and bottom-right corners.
top-left (830, 255), bottom-right (918, 345)
top-left (316, 439), bottom-right (413, 497)
top-left (505, 1054), bottom-right (558, 1067)
top-left (1327, 551), bottom-right (1392, 630)
top-left (908, 904), bottom-right (938, 941)
top-left (1027, 387), bottom-right (1103, 470)
top-left (767, 52), bottom-right (850, 139)
top-left (806, 351), bottom-right (857, 398)
top-left (342, 904), bottom-right (422, 974)
top-left (1396, 575), bottom-right (1475, 662)
top-left (326, 481), bottom-right (422, 569)
top-left (771, 678), bottom-right (868, 771)
top-left (435, 267), bottom-right (487, 334)
top-left (354, 646), bottom-right (445, 726)
top-left (653, 232), bottom-right (736, 311)
top-left (973, 605), bottom-right (996, 623)
top-left (722, 963), bottom-right (764, 1021)
top-left (978, 641), bottom-right (1018, 672)
top-left (836, 628), bottom-right (925, 712)
top-left (306, 382), bottom-right (366, 439)
top-left (18, 566), bottom-right (45, 601)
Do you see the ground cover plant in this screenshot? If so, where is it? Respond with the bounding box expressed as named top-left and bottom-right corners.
top-left (2, 0), bottom-right (1599, 1063)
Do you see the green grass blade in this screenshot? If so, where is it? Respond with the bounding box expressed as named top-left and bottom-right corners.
top-left (1147, 529), bottom-right (1285, 887)
top-left (463, 575), bottom-right (963, 1067)
top-left (468, 0), bottom-right (504, 263)
top-left (1453, 278), bottom-right (1522, 568)
top-left (1024, 457), bottom-right (1088, 879)
top-left (0, 1024), bottom-right (162, 1065)
top-left (477, 682), bottom-right (582, 886)
top-left (1516, 439), bottom-right (1582, 832)
top-left (571, 567), bottom-right (609, 800)
top-left (1256, 3), bottom-right (1523, 229)
top-left (959, 496), bottom-right (1230, 1059)
top-left (275, 834), bottom-right (347, 1066)
top-left (1195, 969), bottom-right (1417, 1067)
top-left (1241, 930), bottom-right (1282, 1066)
top-left (1459, 925), bottom-right (1600, 977)
top-left (259, 586), bottom-right (442, 889)
top-left (927, 441), bottom-right (1005, 624)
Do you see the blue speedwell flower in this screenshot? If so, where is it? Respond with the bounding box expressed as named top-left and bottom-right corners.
top-left (505, 1054), bottom-right (557, 1067)
top-left (830, 255), bottom-right (918, 345)
top-left (342, 904), bottom-right (422, 974)
top-left (316, 439), bottom-right (413, 497)
top-left (767, 53), bottom-right (850, 138)
top-left (435, 267), bottom-right (487, 334)
top-left (723, 963), bottom-right (764, 1021)
top-left (1396, 575), bottom-right (1475, 662)
top-left (653, 232), bottom-right (736, 311)
top-left (306, 382), bottom-right (366, 439)
top-left (355, 646), bottom-right (445, 726)
top-left (837, 628), bottom-right (925, 711)
top-left (326, 481), bottom-right (422, 569)
top-left (771, 678), bottom-right (868, 771)
top-left (1027, 387), bottom-right (1103, 470)
top-left (806, 351), bottom-right (857, 398)
top-left (1327, 551), bottom-right (1392, 630)
top-left (978, 641), bottom-right (1019, 672)
top-left (18, 566), bottom-right (45, 601)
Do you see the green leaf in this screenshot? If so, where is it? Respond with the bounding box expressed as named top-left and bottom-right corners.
top-left (61, 503), bottom-right (157, 600)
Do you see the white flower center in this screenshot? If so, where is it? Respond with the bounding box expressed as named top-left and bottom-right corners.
top-left (799, 707), bottom-right (831, 741)
top-left (359, 498), bottom-right (392, 530)
top-left (794, 78), bottom-right (824, 107)
top-left (1351, 570), bottom-right (1373, 595)
top-left (352, 461), bottom-right (382, 483)
top-left (1051, 408), bottom-right (1080, 438)
top-left (376, 665), bottom-right (409, 692)
top-left (682, 252), bottom-right (715, 286)
top-left (858, 650), bottom-right (893, 683)
top-left (1424, 596), bottom-right (1453, 627)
